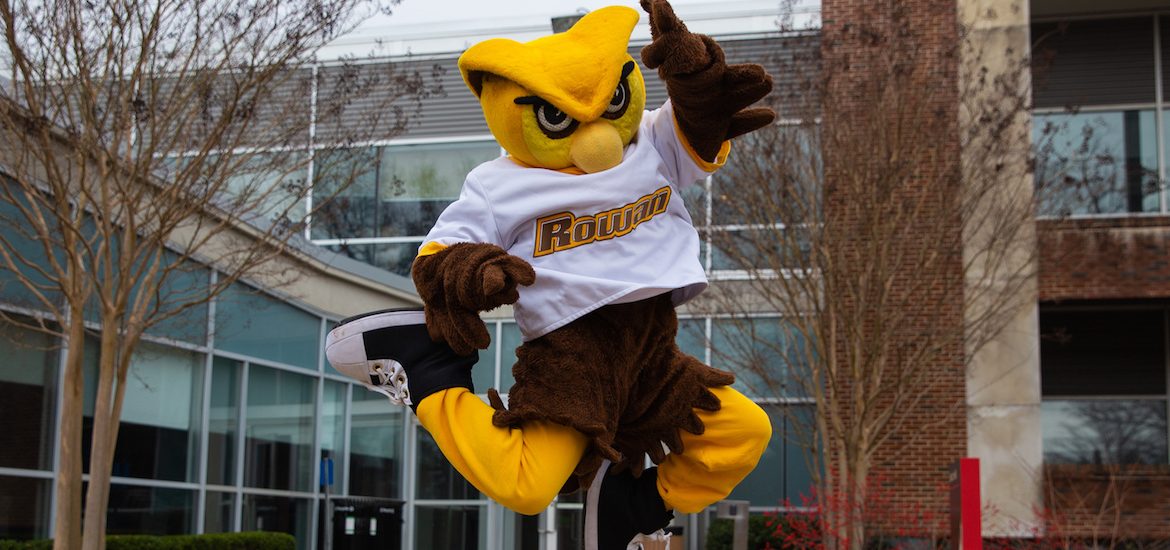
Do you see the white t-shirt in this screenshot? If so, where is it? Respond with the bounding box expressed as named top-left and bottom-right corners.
top-left (422, 102), bottom-right (716, 340)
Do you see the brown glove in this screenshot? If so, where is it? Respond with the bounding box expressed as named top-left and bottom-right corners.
top-left (640, 0), bottom-right (776, 162)
top-left (411, 243), bottom-right (536, 355)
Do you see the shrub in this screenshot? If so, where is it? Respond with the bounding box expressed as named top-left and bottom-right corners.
top-left (0, 532), bottom-right (295, 550)
top-left (706, 514), bottom-right (788, 550)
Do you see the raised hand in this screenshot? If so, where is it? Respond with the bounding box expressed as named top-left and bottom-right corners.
top-left (639, 0), bottom-right (777, 161)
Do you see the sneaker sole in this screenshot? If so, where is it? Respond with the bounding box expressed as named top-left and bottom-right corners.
top-left (325, 308), bottom-right (426, 379)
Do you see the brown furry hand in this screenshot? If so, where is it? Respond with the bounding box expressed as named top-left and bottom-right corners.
top-left (639, 0), bottom-right (777, 162)
top-left (412, 243), bottom-right (535, 355)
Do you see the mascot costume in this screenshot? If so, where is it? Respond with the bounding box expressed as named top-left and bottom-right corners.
top-left (327, 1), bottom-right (776, 547)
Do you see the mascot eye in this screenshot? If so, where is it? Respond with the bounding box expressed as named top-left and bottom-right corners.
top-left (534, 102), bottom-right (579, 139)
top-left (602, 80), bottom-right (631, 120)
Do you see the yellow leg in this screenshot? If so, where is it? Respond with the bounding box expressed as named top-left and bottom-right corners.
top-left (656, 386), bottom-right (773, 513)
top-left (416, 387), bottom-right (589, 515)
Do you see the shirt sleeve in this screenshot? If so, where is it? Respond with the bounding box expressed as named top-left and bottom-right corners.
top-left (419, 174), bottom-right (501, 255)
top-left (642, 100), bottom-right (731, 189)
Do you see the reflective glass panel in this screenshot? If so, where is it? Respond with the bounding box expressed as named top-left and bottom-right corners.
top-left (312, 147), bottom-right (380, 240)
top-left (1040, 308), bottom-right (1165, 396)
top-left (0, 322), bottom-right (57, 470)
top-left (497, 323), bottom-right (523, 394)
top-left (0, 180), bottom-right (62, 309)
top-left (416, 427), bottom-right (480, 500)
top-left (321, 380), bottom-right (347, 493)
top-left (500, 508), bottom-right (541, 550)
top-left (710, 227), bottom-right (810, 271)
top-left (413, 505), bottom-right (486, 550)
top-left (215, 283), bottom-right (320, 370)
top-left (711, 318), bottom-right (804, 398)
top-left (83, 342), bottom-right (203, 482)
top-left (728, 405), bottom-right (785, 507)
top-left (676, 318), bottom-right (707, 363)
top-left (377, 142), bottom-right (500, 238)
top-left (219, 152), bottom-right (309, 225)
top-left (784, 406), bottom-right (817, 504)
top-left (477, 324), bottom-right (497, 394)
top-left (1034, 109), bottom-right (1160, 216)
top-left (142, 255), bottom-right (210, 344)
top-left (204, 491), bottom-right (235, 534)
top-left (1042, 399), bottom-right (1168, 465)
top-left (242, 494), bottom-right (311, 550)
top-left (323, 242), bottom-right (422, 278)
top-left (245, 365), bottom-right (315, 491)
top-left (0, 476), bottom-right (51, 539)
top-left (349, 389), bottom-right (404, 498)
top-left (555, 507), bottom-right (584, 550)
top-left (105, 484), bottom-right (194, 535)
top-left (208, 356), bottom-right (241, 486)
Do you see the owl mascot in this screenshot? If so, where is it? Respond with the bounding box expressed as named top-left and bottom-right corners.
top-left (327, 1), bottom-right (775, 548)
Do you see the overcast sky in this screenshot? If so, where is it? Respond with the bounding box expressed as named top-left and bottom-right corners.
top-left (322, 0), bottom-right (818, 58)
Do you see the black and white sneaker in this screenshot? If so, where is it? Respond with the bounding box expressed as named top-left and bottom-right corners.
top-left (584, 460), bottom-right (675, 550)
top-left (325, 308), bottom-right (478, 411)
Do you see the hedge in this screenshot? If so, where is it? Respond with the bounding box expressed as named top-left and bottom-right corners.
top-left (0, 532), bottom-right (295, 550)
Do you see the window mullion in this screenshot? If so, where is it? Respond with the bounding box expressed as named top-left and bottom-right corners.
top-left (1154, 15), bottom-right (1166, 212)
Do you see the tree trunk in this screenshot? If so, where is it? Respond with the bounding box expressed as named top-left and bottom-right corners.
top-left (80, 329), bottom-right (123, 550)
top-left (52, 319), bottom-right (86, 550)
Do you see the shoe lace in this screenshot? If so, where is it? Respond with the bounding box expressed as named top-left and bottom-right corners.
top-left (367, 359), bottom-right (412, 407)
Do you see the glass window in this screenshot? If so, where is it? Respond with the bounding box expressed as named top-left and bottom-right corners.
top-left (321, 380), bottom-right (347, 493)
top-left (477, 326), bottom-right (498, 394)
top-left (413, 505), bottom-right (486, 550)
top-left (0, 476), bottom-right (51, 539)
top-left (204, 491), bottom-right (235, 534)
top-left (0, 322), bottom-right (57, 471)
top-left (1040, 309), bottom-right (1165, 396)
top-left (208, 356), bottom-right (241, 486)
top-left (214, 283), bottom-right (321, 371)
top-left (143, 257), bottom-right (210, 344)
top-left (242, 494), bottom-right (311, 550)
top-left (711, 318), bottom-right (802, 398)
top-left (555, 507), bottom-right (584, 550)
top-left (726, 405), bottom-right (816, 507)
top-left (1040, 307), bottom-right (1169, 465)
top-left (83, 342), bottom-right (203, 482)
top-left (710, 227), bottom-right (810, 272)
top-left (497, 323), bottom-right (523, 394)
top-left (0, 180), bottom-right (62, 310)
top-left (221, 151), bottom-right (309, 226)
top-left (500, 508), bottom-right (541, 550)
top-left (323, 242), bottom-right (422, 278)
top-left (245, 365), bottom-right (315, 492)
top-left (312, 147), bottom-right (380, 240)
top-left (416, 427), bottom-right (480, 501)
top-left (1043, 399), bottom-right (1168, 465)
top-left (1034, 110), bottom-right (1160, 216)
top-left (677, 318), bottom-right (707, 362)
top-left (105, 484), bottom-right (195, 535)
top-left (349, 389), bottom-right (404, 498)
top-left (377, 142), bottom-right (499, 238)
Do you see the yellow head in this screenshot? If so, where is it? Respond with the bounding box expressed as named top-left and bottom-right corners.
top-left (458, 6), bottom-right (646, 173)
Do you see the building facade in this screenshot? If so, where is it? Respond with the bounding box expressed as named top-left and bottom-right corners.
top-left (3, 0), bottom-right (1170, 547)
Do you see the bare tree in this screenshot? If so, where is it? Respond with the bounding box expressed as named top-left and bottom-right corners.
top-left (692, 0), bottom-right (1047, 547)
top-left (0, 2), bottom-right (440, 549)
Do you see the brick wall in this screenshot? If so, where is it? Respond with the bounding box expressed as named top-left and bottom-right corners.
top-left (1045, 465), bottom-right (1170, 539)
top-left (1039, 216), bottom-right (1170, 301)
top-left (820, 0), bottom-right (969, 535)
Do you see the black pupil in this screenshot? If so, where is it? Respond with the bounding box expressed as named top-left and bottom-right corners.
top-left (543, 106), bottom-right (567, 125)
top-left (612, 86), bottom-right (623, 105)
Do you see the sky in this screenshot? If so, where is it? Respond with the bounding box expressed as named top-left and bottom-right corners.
top-left (320, 0), bottom-right (819, 58)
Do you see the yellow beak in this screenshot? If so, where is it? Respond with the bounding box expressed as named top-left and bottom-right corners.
top-left (569, 121), bottom-right (624, 173)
